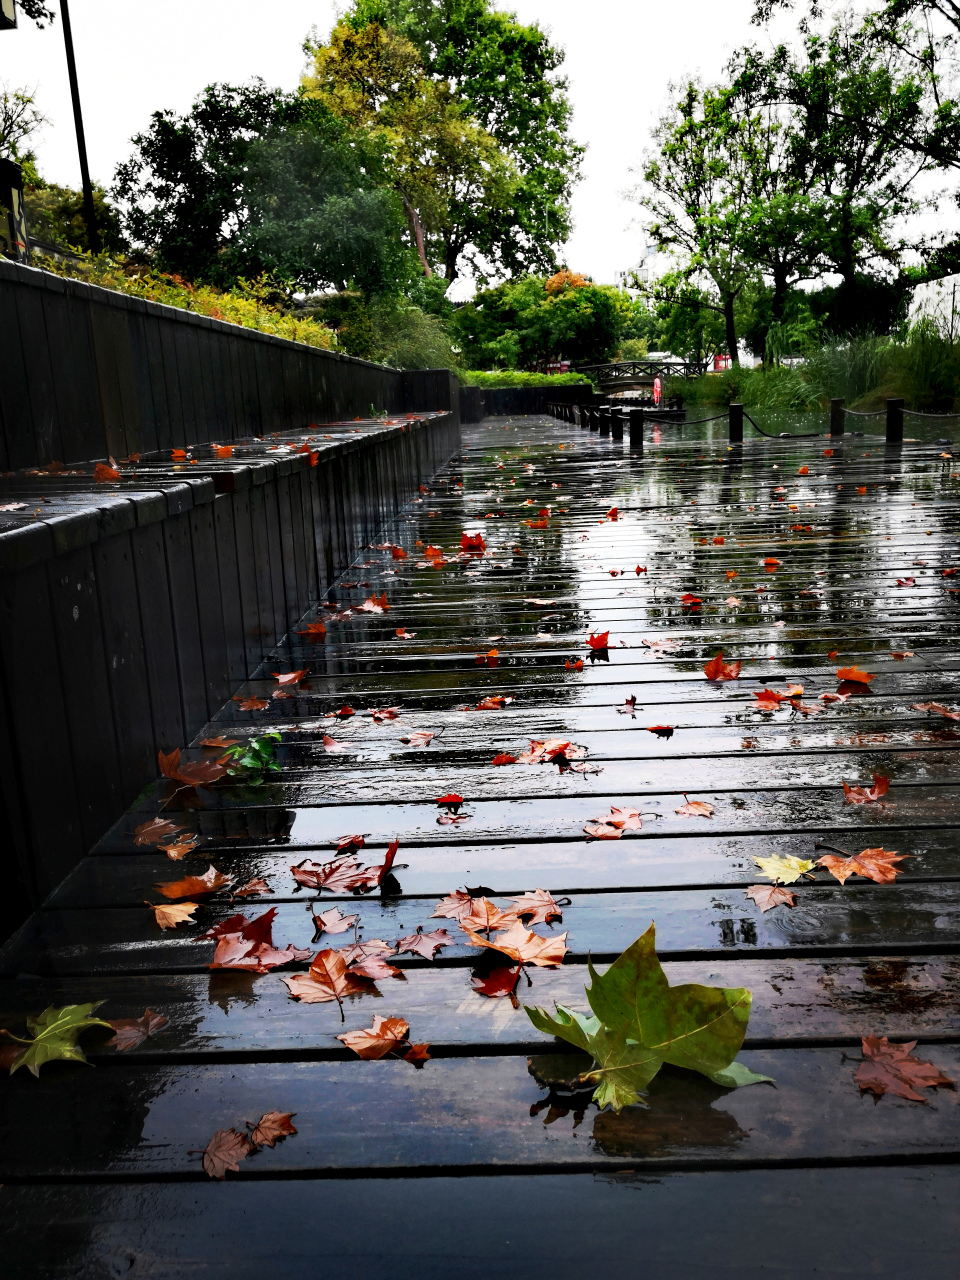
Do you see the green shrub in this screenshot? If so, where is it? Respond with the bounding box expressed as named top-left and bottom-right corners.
top-left (30, 251), bottom-right (338, 350)
top-left (462, 370), bottom-right (593, 388)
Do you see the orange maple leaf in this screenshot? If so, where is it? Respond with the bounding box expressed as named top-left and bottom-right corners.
top-left (463, 920), bottom-right (568, 967)
top-left (842, 774), bottom-right (890, 804)
top-left (156, 864), bottom-right (233, 899)
top-left (816, 846), bottom-right (909, 884)
top-left (704, 652), bottom-right (741, 681)
top-left (586, 631), bottom-right (610, 650)
top-left (337, 1016), bottom-right (410, 1059)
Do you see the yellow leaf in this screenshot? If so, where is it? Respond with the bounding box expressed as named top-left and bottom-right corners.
top-left (753, 855), bottom-right (816, 884)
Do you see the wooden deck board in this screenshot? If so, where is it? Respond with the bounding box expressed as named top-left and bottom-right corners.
top-left (2, 413), bottom-right (959, 1270)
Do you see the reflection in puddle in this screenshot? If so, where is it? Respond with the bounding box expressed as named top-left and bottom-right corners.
top-left (527, 1055), bottom-right (749, 1156)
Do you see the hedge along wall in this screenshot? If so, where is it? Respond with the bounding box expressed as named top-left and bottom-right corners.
top-left (0, 260), bottom-right (462, 940)
top-left (0, 258), bottom-right (459, 468)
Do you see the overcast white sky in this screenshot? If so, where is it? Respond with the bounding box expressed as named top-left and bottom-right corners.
top-left (1, 0), bottom-right (817, 291)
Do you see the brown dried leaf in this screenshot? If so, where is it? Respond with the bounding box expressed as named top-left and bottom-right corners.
top-left (842, 774), bottom-right (890, 804)
top-left (816, 847), bottom-right (910, 885)
top-left (463, 921), bottom-right (568, 968)
top-left (506, 888), bottom-right (565, 926)
top-left (337, 1015), bottom-right (410, 1059)
top-left (394, 926), bottom-right (453, 960)
top-left (106, 1009), bottom-right (168, 1051)
top-left (134, 817), bottom-right (184, 847)
top-left (745, 884), bottom-right (797, 912)
top-left (150, 901), bottom-right (199, 930)
top-left (156, 865), bottom-right (233, 899)
top-left (281, 949), bottom-right (375, 1005)
top-left (248, 1111), bottom-right (297, 1147)
top-left (855, 1036), bottom-right (954, 1102)
top-left (202, 1128), bottom-right (252, 1179)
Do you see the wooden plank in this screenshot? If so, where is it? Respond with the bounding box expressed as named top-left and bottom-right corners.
top-left (2, 1167), bottom-right (957, 1279)
top-left (2, 955), bottom-right (958, 1052)
top-left (0, 1047), bottom-right (958, 1178)
top-left (10, 879), bottom-right (960, 975)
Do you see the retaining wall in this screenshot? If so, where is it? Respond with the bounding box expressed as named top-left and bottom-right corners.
top-left (0, 262), bottom-right (462, 942)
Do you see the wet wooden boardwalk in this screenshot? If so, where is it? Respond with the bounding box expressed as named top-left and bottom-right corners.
top-left (2, 413), bottom-right (960, 1276)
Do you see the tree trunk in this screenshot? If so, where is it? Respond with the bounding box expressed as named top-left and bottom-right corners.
top-left (723, 291), bottom-right (740, 365)
top-left (401, 195), bottom-right (432, 278)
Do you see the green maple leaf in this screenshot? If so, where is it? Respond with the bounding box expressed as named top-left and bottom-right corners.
top-left (526, 923), bottom-right (773, 1112)
top-left (2, 1003), bottom-right (113, 1077)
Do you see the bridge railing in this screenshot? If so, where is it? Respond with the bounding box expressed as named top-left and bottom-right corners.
top-left (576, 359), bottom-right (710, 381)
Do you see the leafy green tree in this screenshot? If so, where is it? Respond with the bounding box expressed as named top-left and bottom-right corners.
top-left (302, 19), bottom-right (514, 283)
top-left (343, 0), bottom-right (583, 280)
top-left (114, 81), bottom-right (301, 285)
top-left (636, 83), bottom-right (759, 362)
top-left (239, 123), bottom-right (407, 293)
top-left (453, 271), bottom-right (623, 370)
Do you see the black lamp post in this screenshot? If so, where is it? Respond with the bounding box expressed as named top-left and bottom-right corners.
top-left (0, 0), bottom-right (100, 253)
top-left (58, 0), bottom-right (100, 252)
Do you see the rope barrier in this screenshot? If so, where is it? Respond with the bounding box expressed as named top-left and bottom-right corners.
top-left (743, 409), bottom-right (822, 439)
top-left (843, 407), bottom-right (884, 417)
top-left (903, 408), bottom-right (960, 419)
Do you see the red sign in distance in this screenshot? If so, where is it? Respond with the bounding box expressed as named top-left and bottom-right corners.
top-left (653, 376), bottom-right (662, 405)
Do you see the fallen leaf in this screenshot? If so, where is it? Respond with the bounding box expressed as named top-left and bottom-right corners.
top-left (680, 593), bottom-right (702, 606)
top-left (431, 890), bottom-right (475, 922)
top-left (394, 627), bottom-right (416, 638)
top-left (475, 648), bottom-right (499, 667)
top-left (472, 965), bottom-right (522, 1004)
top-left (753, 854), bottom-right (816, 883)
top-left (312, 906), bottom-right (360, 936)
top-left (94, 462), bottom-right (121, 482)
top-left (459, 897), bottom-right (514, 932)
top-left (436, 792), bottom-right (464, 807)
top-left (272, 669), bottom-right (309, 687)
top-left (322, 735), bottom-right (348, 752)
top-left (337, 1015), bottom-right (410, 1059)
top-left (526, 923), bottom-right (771, 1112)
top-left (565, 659), bottom-right (584, 671)
top-left (391, 546), bottom-right (407, 560)
top-left (816, 846), bottom-right (909, 884)
top-left (106, 1009), bottom-right (168, 1051)
top-left (150, 901), bottom-right (200, 930)
top-left (202, 1129), bottom-right (252, 1179)
top-left (675, 795), bottom-right (714, 818)
top-left (891, 651), bottom-right (915, 660)
top-left (461, 532), bottom-right (485, 552)
top-left (725, 596), bottom-right (742, 605)
top-left (290, 858), bottom-right (370, 893)
top-left (618, 695), bottom-right (637, 715)
top-left (836, 666), bottom-right (875, 684)
top-left (912, 702), bottom-right (960, 721)
top-left (232, 877), bottom-right (272, 898)
top-left (395, 926), bottom-right (453, 960)
top-left (206, 907), bottom-right (312, 973)
top-left (474, 695), bottom-right (514, 710)
top-left (842, 774), bottom-right (890, 804)
top-left (704, 652), bottom-right (741, 681)
top-left (745, 884), bottom-right (797, 912)
top-left (506, 888), bottom-right (566, 926)
top-left (855, 1036), bottom-right (953, 1102)
top-left (158, 748), bottom-right (228, 789)
top-left (404, 1043), bottom-right (431, 1064)
top-left (234, 695), bottom-right (268, 711)
top-left (465, 920), bottom-right (568, 967)
top-left (586, 631), bottom-right (610, 650)
top-left (159, 838), bottom-right (198, 860)
top-left (646, 725), bottom-right (674, 739)
top-left (248, 1112), bottom-right (297, 1147)
top-left (895, 577), bottom-right (915, 587)
top-left (281, 949), bottom-right (375, 1008)
top-left (200, 736), bottom-right (239, 748)
top-left (0, 1003), bottom-right (113, 1076)
top-left (157, 865), bottom-right (233, 899)
top-left (584, 805), bottom-right (646, 839)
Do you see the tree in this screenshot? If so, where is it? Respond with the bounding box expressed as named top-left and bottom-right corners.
top-left (235, 122), bottom-right (406, 294)
top-left (302, 19), bottom-right (515, 283)
top-left (339, 0), bottom-right (583, 280)
top-left (733, 22), bottom-right (929, 332)
top-left (114, 81), bottom-right (301, 285)
top-left (452, 271), bottom-right (623, 370)
top-left (16, 0), bottom-right (54, 24)
top-left (0, 83), bottom-right (47, 162)
top-left (636, 83), bottom-right (760, 362)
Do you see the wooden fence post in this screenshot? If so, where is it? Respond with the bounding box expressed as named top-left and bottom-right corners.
top-left (729, 403), bottom-right (744, 443)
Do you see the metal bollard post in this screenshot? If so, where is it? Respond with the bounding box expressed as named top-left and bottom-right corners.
top-left (830, 398), bottom-right (845, 437)
top-left (729, 402), bottom-right (744, 443)
top-left (611, 409), bottom-right (624, 440)
top-left (628, 408), bottom-right (644, 454)
top-left (598, 408), bottom-right (611, 436)
top-left (886, 397), bottom-right (904, 445)
top-left (588, 408), bottom-right (599, 432)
